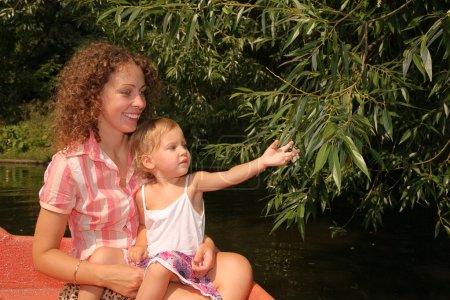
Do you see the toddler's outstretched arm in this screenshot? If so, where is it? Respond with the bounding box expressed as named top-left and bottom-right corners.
top-left (196, 140), bottom-right (299, 192)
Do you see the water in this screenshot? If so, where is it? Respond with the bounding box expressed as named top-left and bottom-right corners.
top-left (1, 163), bottom-right (449, 300)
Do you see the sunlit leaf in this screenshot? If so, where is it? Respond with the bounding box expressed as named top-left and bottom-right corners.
top-left (313, 142), bottom-right (330, 175)
top-left (399, 129), bottom-right (411, 144)
top-left (402, 49), bottom-right (413, 78)
top-left (283, 23), bottom-right (301, 50)
top-left (331, 144), bottom-right (341, 191)
top-left (421, 45), bottom-right (433, 81)
top-left (342, 135), bottom-right (370, 179)
top-left (185, 13), bottom-right (198, 47)
top-left (98, 7), bottom-right (118, 22)
top-left (114, 7), bottom-right (124, 27)
top-left (126, 7), bottom-right (142, 26)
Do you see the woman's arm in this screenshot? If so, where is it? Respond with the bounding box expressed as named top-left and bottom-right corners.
top-left (32, 208), bottom-right (144, 297)
top-left (195, 140), bottom-right (299, 192)
top-left (127, 190), bottom-right (149, 263)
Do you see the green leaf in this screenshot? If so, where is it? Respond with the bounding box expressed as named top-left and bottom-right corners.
top-left (98, 7), bottom-right (119, 23)
top-left (311, 49), bottom-right (318, 71)
top-left (169, 14), bottom-right (181, 42)
top-left (400, 88), bottom-right (409, 102)
top-left (382, 108), bottom-right (393, 139)
top-left (126, 7), bottom-right (142, 26)
top-left (297, 202), bottom-right (305, 219)
top-left (434, 221), bottom-right (441, 238)
top-left (203, 19), bottom-right (214, 43)
top-left (331, 144), bottom-right (341, 191)
top-left (322, 122), bottom-right (337, 140)
top-left (114, 7), bottom-right (124, 27)
top-left (283, 23), bottom-right (301, 50)
top-left (412, 52), bottom-right (426, 79)
top-left (373, 105), bottom-right (379, 133)
top-left (342, 135), bottom-right (370, 179)
top-left (185, 13), bottom-right (198, 47)
top-left (399, 129), bottom-right (411, 144)
top-left (234, 7), bottom-right (245, 31)
top-left (163, 13), bottom-right (171, 34)
top-left (313, 142), bottom-right (330, 175)
top-left (340, 0), bottom-right (350, 11)
top-left (421, 45), bottom-right (433, 81)
top-left (368, 148), bottom-right (385, 170)
top-left (271, 211), bottom-right (290, 233)
top-left (402, 49), bottom-right (413, 78)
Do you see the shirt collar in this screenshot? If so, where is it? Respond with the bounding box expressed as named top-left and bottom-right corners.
top-left (66, 130), bottom-right (102, 162)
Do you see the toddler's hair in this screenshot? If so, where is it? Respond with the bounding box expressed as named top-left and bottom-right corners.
top-left (52, 41), bottom-right (159, 151)
top-left (130, 117), bottom-right (180, 179)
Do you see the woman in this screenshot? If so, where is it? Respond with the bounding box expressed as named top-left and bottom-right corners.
top-left (32, 41), bottom-right (253, 299)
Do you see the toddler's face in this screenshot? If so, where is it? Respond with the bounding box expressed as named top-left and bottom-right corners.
top-left (150, 126), bottom-right (191, 178)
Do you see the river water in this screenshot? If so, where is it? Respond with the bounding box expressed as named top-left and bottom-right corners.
top-left (0, 164), bottom-right (449, 299)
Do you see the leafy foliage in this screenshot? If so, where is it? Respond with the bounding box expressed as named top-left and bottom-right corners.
top-left (94, 0), bottom-right (449, 239)
top-left (0, 101), bottom-right (53, 161)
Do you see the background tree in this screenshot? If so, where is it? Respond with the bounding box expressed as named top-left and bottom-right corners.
top-left (95, 0), bottom-right (449, 239)
top-left (0, 0), bottom-right (107, 124)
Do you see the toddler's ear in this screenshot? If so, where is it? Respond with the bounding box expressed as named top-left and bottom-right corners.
top-left (142, 155), bottom-right (155, 170)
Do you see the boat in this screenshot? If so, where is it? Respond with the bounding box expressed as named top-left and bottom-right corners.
top-left (0, 227), bottom-right (274, 300)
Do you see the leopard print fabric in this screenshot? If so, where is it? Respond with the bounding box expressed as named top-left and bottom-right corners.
top-left (58, 283), bottom-right (134, 300)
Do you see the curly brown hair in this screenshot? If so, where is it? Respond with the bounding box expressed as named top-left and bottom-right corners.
top-left (52, 41), bottom-right (159, 151)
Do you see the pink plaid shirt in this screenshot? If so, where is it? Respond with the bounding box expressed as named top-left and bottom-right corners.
top-left (39, 132), bottom-right (141, 259)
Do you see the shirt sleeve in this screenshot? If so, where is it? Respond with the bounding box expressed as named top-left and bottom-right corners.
top-left (39, 152), bottom-right (77, 214)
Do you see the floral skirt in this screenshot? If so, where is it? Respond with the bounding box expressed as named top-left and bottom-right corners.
top-left (136, 250), bottom-right (222, 300)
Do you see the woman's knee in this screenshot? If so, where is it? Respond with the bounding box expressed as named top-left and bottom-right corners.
top-left (214, 252), bottom-right (253, 287)
top-left (222, 252), bottom-right (252, 276)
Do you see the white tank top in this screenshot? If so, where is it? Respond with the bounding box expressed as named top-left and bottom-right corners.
top-left (142, 175), bottom-right (205, 256)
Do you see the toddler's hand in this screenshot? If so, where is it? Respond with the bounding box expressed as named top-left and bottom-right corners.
top-left (262, 140), bottom-right (300, 168)
top-left (127, 245), bottom-right (148, 264)
top-left (191, 242), bottom-right (215, 277)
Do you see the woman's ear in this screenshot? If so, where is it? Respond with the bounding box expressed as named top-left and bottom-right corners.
top-left (142, 155), bottom-right (155, 170)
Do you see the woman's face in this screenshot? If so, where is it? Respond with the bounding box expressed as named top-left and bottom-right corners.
top-left (98, 62), bottom-right (147, 137)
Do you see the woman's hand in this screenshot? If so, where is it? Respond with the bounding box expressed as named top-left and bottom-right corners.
top-left (98, 263), bottom-right (144, 297)
top-left (191, 236), bottom-right (217, 277)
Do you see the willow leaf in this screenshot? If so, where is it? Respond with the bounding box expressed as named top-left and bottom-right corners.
top-left (342, 135), bottom-right (370, 179)
top-left (126, 7), bottom-right (142, 26)
top-left (313, 142), bottom-right (329, 175)
top-left (421, 45), bottom-right (433, 81)
top-left (331, 144), bottom-right (341, 191)
top-left (185, 13), bottom-right (198, 47)
top-left (382, 108), bottom-right (393, 139)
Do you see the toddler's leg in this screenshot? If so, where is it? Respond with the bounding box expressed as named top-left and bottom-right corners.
top-left (209, 252), bottom-right (253, 300)
top-left (78, 247), bottom-right (126, 300)
top-left (135, 262), bottom-right (175, 300)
